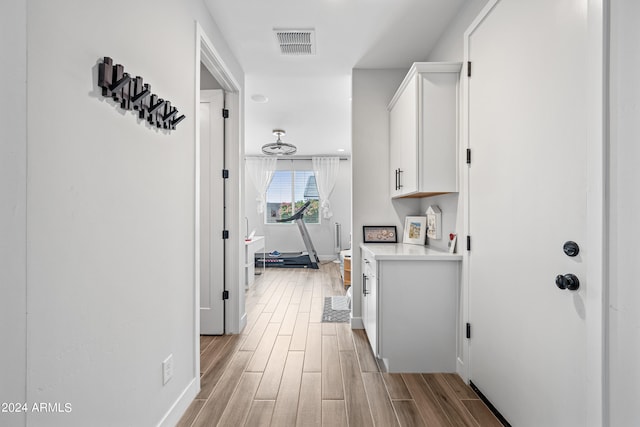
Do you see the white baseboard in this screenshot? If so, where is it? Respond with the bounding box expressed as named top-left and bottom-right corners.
top-left (239, 312), bottom-right (247, 333)
top-left (457, 357), bottom-right (467, 382)
top-left (350, 316), bottom-right (364, 329)
top-left (157, 377), bottom-right (198, 427)
top-left (319, 255), bottom-right (339, 262)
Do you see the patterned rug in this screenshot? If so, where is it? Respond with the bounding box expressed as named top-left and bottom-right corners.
top-left (321, 296), bottom-right (351, 323)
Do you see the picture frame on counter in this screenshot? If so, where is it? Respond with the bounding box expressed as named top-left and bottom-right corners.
top-left (362, 226), bottom-right (397, 243)
top-left (403, 216), bottom-right (428, 245)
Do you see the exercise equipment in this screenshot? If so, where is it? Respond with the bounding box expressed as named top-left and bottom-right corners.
top-left (256, 201), bottom-right (320, 269)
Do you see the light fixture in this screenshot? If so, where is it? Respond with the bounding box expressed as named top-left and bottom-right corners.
top-left (262, 129), bottom-right (297, 155)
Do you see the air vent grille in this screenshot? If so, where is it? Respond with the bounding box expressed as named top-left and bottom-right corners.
top-left (274, 29), bottom-right (316, 55)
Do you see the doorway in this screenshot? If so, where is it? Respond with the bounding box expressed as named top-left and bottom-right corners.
top-left (194, 22), bottom-right (243, 388)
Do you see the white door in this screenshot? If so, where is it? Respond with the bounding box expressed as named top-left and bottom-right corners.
top-left (467, 1), bottom-right (589, 425)
top-left (200, 90), bottom-right (225, 335)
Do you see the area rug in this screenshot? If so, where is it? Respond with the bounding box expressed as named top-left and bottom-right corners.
top-left (321, 296), bottom-right (351, 323)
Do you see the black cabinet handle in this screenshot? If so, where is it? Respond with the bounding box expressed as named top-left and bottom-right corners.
top-left (395, 169), bottom-right (399, 190)
top-left (398, 169), bottom-right (403, 189)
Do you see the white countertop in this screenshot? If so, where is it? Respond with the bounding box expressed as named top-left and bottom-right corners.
top-left (360, 243), bottom-right (462, 261)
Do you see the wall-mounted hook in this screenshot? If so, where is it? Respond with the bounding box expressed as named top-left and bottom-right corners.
top-left (132, 83), bottom-right (150, 110)
top-left (97, 57), bottom-right (185, 131)
top-left (110, 70), bottom-right (130, 94)
top-left (171, 115), bottom-right (185, 128)
top-left (163, 107), bottom-right (177, 122)
top-left (147, 97), bottom-right (165, 114)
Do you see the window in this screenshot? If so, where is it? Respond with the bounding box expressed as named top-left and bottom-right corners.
top-left (265, 170), bottom-right (320, 224)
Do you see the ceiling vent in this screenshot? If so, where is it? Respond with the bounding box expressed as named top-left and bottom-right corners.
top-left (274, 29), bottom-right (316, 55)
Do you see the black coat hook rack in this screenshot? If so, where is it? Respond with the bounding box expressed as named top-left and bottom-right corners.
top-left (98, 57), bottom-right (185, 131)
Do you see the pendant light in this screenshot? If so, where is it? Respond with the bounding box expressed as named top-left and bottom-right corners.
top-left (262, 129), bottom-right (297, 155)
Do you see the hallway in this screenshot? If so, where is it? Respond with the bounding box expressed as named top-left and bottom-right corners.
top-left (178, 264), bottom-right (500, 426)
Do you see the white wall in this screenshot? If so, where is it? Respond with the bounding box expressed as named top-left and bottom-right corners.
top-left (245, 158), bottom-right (352, 259)
top-left (351, 69), bottom-right (420, 326)
top-left (0, 1), bottom-right (27, 427)
top-left (200, 63), bottom-right (222, 90)
top-left (609, 0), bottom-right (640, 424)
top-left (18, 1), bottom-right (242, 426)
top-left (417, 0), bottom-right (490, 254)
top-left (427, 0), bottom-right (491, 63)
top-left (419, 195), bottom-right (459, 252)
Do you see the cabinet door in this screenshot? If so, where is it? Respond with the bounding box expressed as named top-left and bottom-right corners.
top-left (418, 72), bottom-right (458, 193)
top-left (389, 77), bottom-right (418, 196)
top-left (361, 271), bottom-right (368, 329)
top-left (389, 102), bottom-right (402, 197)
top-left (364, 272), bottom-right (378, 356)
top-left (361, 250), bottom-right (378, 357)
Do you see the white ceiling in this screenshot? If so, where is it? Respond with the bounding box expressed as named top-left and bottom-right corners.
top-left (204, 0), bottom-right (465, 156)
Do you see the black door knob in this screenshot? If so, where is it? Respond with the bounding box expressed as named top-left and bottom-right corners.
top-left (563, 241), bottom-right (580, 257)
top-left (555, 274), bottom-right (580, 291)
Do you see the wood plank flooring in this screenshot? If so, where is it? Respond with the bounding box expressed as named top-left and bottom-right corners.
top-left (178, 263), bottom-right (501, 427)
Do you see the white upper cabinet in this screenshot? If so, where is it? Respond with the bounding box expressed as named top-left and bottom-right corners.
top-left (388, 62), bottom-right (461, 198)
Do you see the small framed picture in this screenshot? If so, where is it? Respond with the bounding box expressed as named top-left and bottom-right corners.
top-left (403, 216), bottom-right (427, 245)
top-left (363, 226), bottom-right (397, 243)
top-left (448, 233), bottom-right (457, 254)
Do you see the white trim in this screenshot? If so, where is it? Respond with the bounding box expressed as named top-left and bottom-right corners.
top-left (460, 0), bottom-right (499, 384)
top-left (387, 62), bottom-right (463, 110)
top-left (193, 22), bottom-right (202, 394)
top-left (585, 1), bottom-right (608, 425)
top-left (350, 316), bottom-right (364, 329)
top-left (157, 378), bottom-right (198, 427)
top-left (198, 26), bottom-right (240, 93)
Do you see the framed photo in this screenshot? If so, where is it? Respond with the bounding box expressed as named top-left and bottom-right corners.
top-left (363, 226), bottom-right (397, 243)
top-left (403, 216), bottom-right (427, 245)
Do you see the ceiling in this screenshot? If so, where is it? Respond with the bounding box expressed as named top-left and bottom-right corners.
top-left (204, 0), bottom-right (465, 156)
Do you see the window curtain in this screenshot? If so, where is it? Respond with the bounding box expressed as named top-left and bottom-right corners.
top-left (246, 157), bottom-right (277, 214)
top-left (312, 157), bottom-right (340, 219)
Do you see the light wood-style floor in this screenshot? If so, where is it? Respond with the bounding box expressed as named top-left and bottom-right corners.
top-left (178, 263), bottom-right (501, 427)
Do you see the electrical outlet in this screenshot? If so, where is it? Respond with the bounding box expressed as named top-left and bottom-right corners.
top-left (162, 354), bottom-right (173, 385)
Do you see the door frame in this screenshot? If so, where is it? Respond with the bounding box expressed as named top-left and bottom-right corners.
top-left (193, 22), bottom-right (242, 384)
top-left (460, 1), bottom-right (608, 424)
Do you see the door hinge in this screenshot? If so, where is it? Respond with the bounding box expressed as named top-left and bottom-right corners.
top-left (466, 323), bottom-right (471, 339)
top-left (222, 290), bottom-right (229, 300)
top-left (466, 148), bottom-right (471, 165)
top-left (467, 61), bottom-right (472, 77)
top-left (466, 235), bottom-right (471, 251)
top-left (222, 108), bottom-right (229, 119)
top-left (222, 230), bottom-right (229, 239)
top-left (222, 169), bottom-right (229, 179)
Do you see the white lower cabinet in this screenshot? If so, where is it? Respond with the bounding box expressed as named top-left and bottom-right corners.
top-left (361, 252), bottom-right (378, 355)
top-left (360, 243), bottom-right (461, 373)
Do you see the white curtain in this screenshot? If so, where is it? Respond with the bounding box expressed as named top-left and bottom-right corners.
top-left (312, 157), bottom-right (340, 219)
top-left (246, 157), bottom-right (277, 214)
